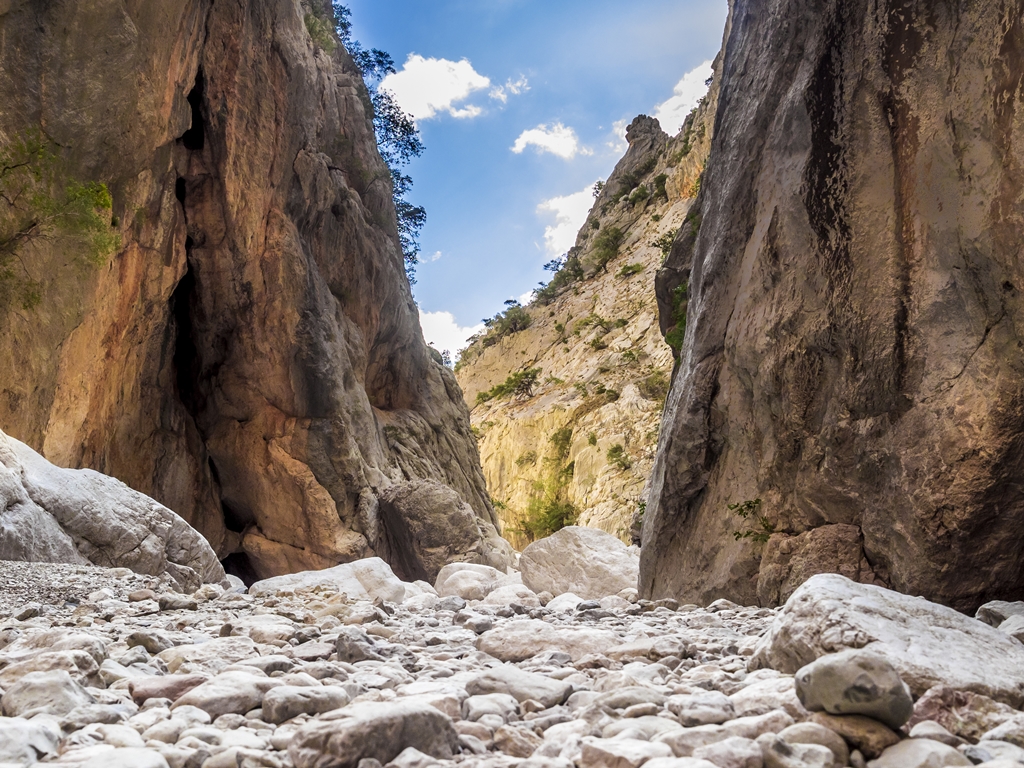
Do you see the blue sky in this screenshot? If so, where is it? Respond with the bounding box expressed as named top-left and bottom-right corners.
top-left (344, 0), bottom-right (729, 354)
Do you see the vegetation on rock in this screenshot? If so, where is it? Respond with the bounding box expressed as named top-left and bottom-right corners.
top-left (0, 130), bottom-right (119, 311)
top-left (332, 3), bottom-right (425, 281)
top-left (475, 367), bottom-right (541, 405)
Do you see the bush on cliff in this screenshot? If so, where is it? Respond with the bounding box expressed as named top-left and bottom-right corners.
top-left (0, 130), bottom-right (119, 311)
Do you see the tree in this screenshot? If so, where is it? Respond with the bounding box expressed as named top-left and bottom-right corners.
top-left (332, 3), bottom-right (425, 283)
top-left (0, 129), bottom-right (118, 311)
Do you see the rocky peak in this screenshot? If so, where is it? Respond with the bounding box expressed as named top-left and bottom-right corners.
top-left (455, 91), bottom-right (719, 549)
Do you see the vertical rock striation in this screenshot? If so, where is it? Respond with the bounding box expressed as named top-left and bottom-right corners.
top-left (643, 0), bottom-right (1024, 610)
top-left (0, 0), bottom-right (509, 579)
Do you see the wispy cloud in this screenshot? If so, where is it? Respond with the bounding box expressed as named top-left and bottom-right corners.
top-left (536, 182), bottom-right (596, 257)
top-left (512, 123), bottom-right (591, 160)
top-left (606, 118), bottom-right (630, 154)
top-left (381, 55), bottom-right (491, 121)
top-left (653, 60), bottom-right (713, 134)
top-left (489, 76), bottom-right (530, 103)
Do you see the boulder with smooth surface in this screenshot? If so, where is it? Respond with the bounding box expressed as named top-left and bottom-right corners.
top-left (866, 739), bottom-right (972, 767)
top-left (520, 527), bottom-right (639, 600)
top-left (289, 700), bottom-right (458, 768)
top-left (795, 650), bottom-right (913, 729)
top-left (752, 575), bottom-right (1024, 704)
top-left (249, 558), bottom-right (407, 602)
top-left (0, 429), bottom-right (224, 592)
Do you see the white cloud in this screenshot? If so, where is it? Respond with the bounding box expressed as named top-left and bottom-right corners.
top-left (653, 60), bottom-right (714, 135)
top-left (512, 123), bottom-right (591, 160)
top-left (490, 76), bottom-right (530, 103)
top-left (606, 118), bottom-right (630, 154)
top-left (419, 309), bottom-right (484, 356)
top-left (381, 54), bottom-right (491, 121)
top-left (427, 251), bottom-right (442, 263)
top-left (517, 290), bottom-right (536, 306)
top-left (536, 183), bottom-right (596, 257)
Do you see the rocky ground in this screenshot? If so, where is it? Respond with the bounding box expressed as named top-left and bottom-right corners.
top-left (0, 540), bottom-right (1023, 768)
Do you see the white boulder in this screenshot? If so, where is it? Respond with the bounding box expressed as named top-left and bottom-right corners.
top-left (248, 556), bottom-right (407, 602)
top-left (0, 428), bottom-right (224, 592)
top-left (519, 526), bottom-right (639, 600)
top-left (752, 574), bottom-right (1024, 705)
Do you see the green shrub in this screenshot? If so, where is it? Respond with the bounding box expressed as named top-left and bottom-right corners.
top-left (617, 263), bottom-right (644, 278)
top-left (591, 226), bottom-right (625, 271)
top-left (0, 130), bottom-right (120, 311)
top-left (665, 282), bottom-right (688, 354)
top-left (638, 370), bottom-right (670, 401)
top-left (651, 229), bottom-right (678, 260)
top-left (729, 498), bottom-right (775, 543)
top-left (653, 173), bottom-right (669, 202)
top-left (550, 427), bottom-right (573, 461)
top-left (476, 367), bottom-right (541, 405)
top-left (515, 450), bottom-right (538, 467)
top-left (588, 432), bottom-right (598, 446)
top-left (535, 252), bottom-right (584, 305)
top-left (304, 12), bottom-right (336, 52)
top-left (606, 444), bottom-right (632, 471)
top-left (627, 184), bottom-right (650, 206)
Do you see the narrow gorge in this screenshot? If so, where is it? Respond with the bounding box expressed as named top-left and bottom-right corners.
top-left (0, 1), bottom-right (1023, 768)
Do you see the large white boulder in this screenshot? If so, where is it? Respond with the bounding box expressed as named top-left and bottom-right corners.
top-left (0, 428), bottom-right (224, 592)
top-left (752, 574), bottom-right (1024, 705)
top-left (248, 556), bottom-right (408, 602)
top-left (519, 526), bottom-right (639, 600)
top-left (434, 562), bottom-right (511, 600)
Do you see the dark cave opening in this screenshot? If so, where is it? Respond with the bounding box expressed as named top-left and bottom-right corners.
top-left (170, 261), bottom-right (199, 413)
top-left (221, 552), bottom-right (259, 586)
top-left (180, 69), bottom-right (206, 151)
top-left (222, 500), bottom-right (255, 534)
top-left (175, 178), bottom-right (186, 204)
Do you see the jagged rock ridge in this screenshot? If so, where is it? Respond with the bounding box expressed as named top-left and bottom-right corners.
top-left (643, 0), bottom-right (1024, 611)
top-left (455, 103), bottom-right (716, 547)
top-left (0, 0), bottom-right (510, 580)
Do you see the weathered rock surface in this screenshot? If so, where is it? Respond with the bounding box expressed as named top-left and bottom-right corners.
top-left (753, 575), bottom-right (1024, 704)
top-left (520, 526), bottom-right (639, 599)
top-left (0, 428), bottom-right (224, 591)
top-left (376, 481), bottom-right (515, 582)
top-left (641, 0), bottom-right (1024, 611)
top-left (0, 0), bottom-right (500, 582)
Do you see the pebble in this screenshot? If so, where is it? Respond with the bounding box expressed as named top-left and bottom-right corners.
top-left (0, 560), bottom-right (1019, 768)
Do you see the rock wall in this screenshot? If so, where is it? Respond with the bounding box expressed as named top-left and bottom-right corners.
top-left (642, 0), bottom-right (1024, 611)
top-left (455, 108), bottom-right (714, 548)
top-left (0, 0), bottom-right (508, 580)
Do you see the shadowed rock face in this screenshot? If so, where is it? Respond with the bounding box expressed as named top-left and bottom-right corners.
top-left (0, 0), bottom-right (504, 579)
top-left (643, 0), bottom-right (1024, 610)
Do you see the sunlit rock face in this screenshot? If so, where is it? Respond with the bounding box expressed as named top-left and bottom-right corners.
top-left (455, 103), bottom-right (718, 548)
top-left (0, 0), bottom-right (507, 579)
top-left (643, 0), bottom-right (1024, 611)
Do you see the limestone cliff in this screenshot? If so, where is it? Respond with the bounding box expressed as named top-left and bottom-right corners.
top-left (642, 0), bottom-right (1024, 611)
top-left (0, 0), bottom-right (510, 580)
top-left (456, 100), bottom-right (716, 548)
